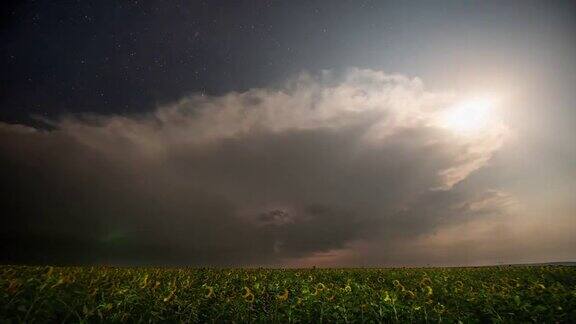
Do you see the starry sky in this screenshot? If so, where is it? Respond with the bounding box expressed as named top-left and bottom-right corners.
top-left (1, 0), bottom-right (575, 266)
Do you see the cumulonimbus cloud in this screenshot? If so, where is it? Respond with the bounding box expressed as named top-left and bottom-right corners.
top-left (0, 68), bottom-right (512, 266)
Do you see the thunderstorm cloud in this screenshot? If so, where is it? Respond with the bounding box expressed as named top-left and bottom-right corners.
top-left (2, 69), bottom-right (561, 266)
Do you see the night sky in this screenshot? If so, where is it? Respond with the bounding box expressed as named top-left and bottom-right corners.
top-left (1, 0), bottom-right (425, 123)
top-left (1, 0), bottom-right (575, 266)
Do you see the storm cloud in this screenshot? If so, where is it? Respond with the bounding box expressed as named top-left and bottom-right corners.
top-left (0, 69), bottom-right (519, 266)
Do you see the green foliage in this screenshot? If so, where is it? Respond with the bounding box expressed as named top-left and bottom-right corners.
top-left (1, 265), bottom-right (575, 322)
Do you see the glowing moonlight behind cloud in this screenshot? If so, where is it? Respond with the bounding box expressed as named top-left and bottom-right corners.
top-left (440, 97), bottom-right (496, 134)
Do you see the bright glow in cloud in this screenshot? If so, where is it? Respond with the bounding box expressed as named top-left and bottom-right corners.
top-left (439, 97), bottom-right (496, 134)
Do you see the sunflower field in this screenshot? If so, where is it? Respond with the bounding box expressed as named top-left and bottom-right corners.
top-left (1, 265), bottom-right (575, 322)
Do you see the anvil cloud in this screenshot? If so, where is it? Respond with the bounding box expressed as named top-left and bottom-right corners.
top-left (0, 69), bottom-right (519, 266)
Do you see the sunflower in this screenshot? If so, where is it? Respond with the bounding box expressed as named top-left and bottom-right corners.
top-left (163, 289), bottom-right (175, 302)
top-left (382, 290), bottom-right (392, 303)
top-left (392, 279), bottom-right (406, 292)
top-left (6, 279), bottom-right (22, 294)
top-left (206, 286), bottom-right (214, 298)
top-left (344, 284), bottom-right (352, 293)
top-left (420, 277), bottom-right (432, 287)
top-left (51, 277), bottom-right (65, 289)
top-left (140, 274), bottom-right (149, 288)
top-left (277, 288), bottom-right (289, 302)
top-left (433, 303), bottom-right (445, 314)
top-left (242, 286), bottom-right (255, 303)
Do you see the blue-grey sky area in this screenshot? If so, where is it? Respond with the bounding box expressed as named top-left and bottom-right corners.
top-left (1, 0), bottom-right (574, 266)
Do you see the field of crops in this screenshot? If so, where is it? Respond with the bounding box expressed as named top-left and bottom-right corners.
top-left (1, 265), bottom-right (575, 322)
